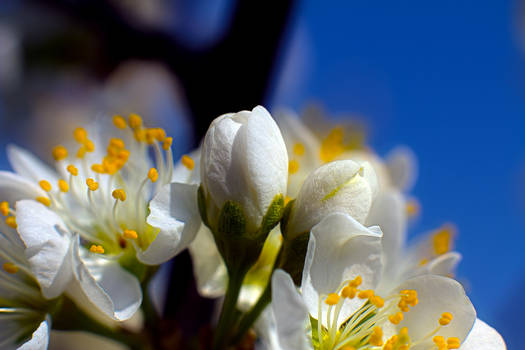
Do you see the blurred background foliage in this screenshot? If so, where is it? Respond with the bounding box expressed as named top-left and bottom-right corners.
top-left (0, 0), bottom-right (523, 348)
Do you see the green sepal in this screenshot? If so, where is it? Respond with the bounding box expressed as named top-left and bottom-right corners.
top-left (310, 316), bottom-right (323, 350)
top-left (257, 194), bottom-right (285, 238)
top-left (279, 198), bottom-right (295, 239)
top-left (278, 231), bottom-right (310, 285)
top-left (217, 200), bottom-right (246, 238)
top-left (197, 185), bottom-right (209, 227)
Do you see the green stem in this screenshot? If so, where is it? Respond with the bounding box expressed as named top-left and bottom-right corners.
top-left (212, 267), bottom-right (248, 350)
top-left (231, 282), bottom-right (271, 344)
top-left (52, 297), bottom-right (151, 350)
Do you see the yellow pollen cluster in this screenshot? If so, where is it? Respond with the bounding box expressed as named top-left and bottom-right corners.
top-left (112, 189), bottom-right (126, 202)
top-left (341, 347), bottom-right (356, 350)
top-left (320, 127), bottom-right (345, 163)
top-left (325, 293), bottom-right (340, 305)
top-left (288, 159), bottom-right (300, 175)
top-left (2, 262), bottom-right (18, 274)
top-left (383, 327), bottom-right (410, 350)
top-left (433, 336), bottom-right (460, 350)
top-left (89, 245), bottom-right (105, 254)
top-left (181, 155), bottom-right (194, 170)
top-left (341, 275), bottom-right (362, 299)
top-left (405, 198), bottom-right (420, 217)
top-left (439, 312), bottom-right (453, 326)
top-left (5, 216), bottom-right (16, 228)
top-left (369, 326), bottom-right (383, 346)
top-left (113, 115), bottom-right (127, 129)
top-left (398, 290), bottom-right (418, 312)
top-left (88, 137), bottom-right (130, 175)
top-left (58, 179), bottom-right (69, 193)
top-left (70, 127), bottom-right (95, 159)
top-left (0, 201), bottom-right (9, 216)
top-left (36, 197), bottom-right (51, 206)
top-left (163, 137), bottom-right (173, 150)
top-left (39, 180), bottom-right (52, 192)
top-left (123, 229), bottom-right (138, 240)
top-left (67, 164), bottom-right (79, 176)
top-left (148, 168), bottom-right (159, 183)
top-left (293, 142), bottom-right (305, 156)
top-left (52, 145), bottom-right (68, 161)
top-left (388, 312), bottom-right (404, 325)
top-left (433, 225), bottom-right (454, 255)
top-left (86, 178), bottom-right (99, 191)
top-left (129, 114), bottom-right (142, 129)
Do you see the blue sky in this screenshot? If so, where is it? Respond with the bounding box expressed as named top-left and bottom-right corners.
top-left (270, 1), bottom-right (525, 347)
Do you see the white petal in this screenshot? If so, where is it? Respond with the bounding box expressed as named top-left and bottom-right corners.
top-left (385, 146), bottom-right (418, 191)
top-left (301, 213), bottom-right (383, 327)
top-left (425, 251), bottom-right (462, 276)
top-left (72, 239), bottom-right (142, 321)
top-left (394, 275), bottom-right (476, 348)
top-left (271, 270), bottom-right (312, 350)
top-left (460, 319), bottom-right (506, 350)
top-left (254, 307), bottom-right (285, 350)
top-left (139, 182), bottom-right (200, 265)
top-left (171, 149), bottom-right (201, 184)
top-left (7, 145), bottom-right (59, 184)
top-left (18, 318), bottom-right (50, 350)
top-left (188, 225), bottom-right (227, 298)
top-left (16, 200), bottom-right (74, 299)
top-left (49, 330), bottom-right (127, 350)
top-left (0, 171), bottom-right (45, 202)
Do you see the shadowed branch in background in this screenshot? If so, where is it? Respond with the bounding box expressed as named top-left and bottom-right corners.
top-left (24, 0), bottom-right (297, 347)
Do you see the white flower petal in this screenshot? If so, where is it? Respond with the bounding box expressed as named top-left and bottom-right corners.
top-left (16, 200), bottom-right (74, 299)
top-left (460, 319), bottom-right (506, 350)
top-left (254, 307), bottom-right (284, 350)
top-left (171, 149), bottom-right (201, 184)
top-left (72, 238), bottom-right (142, 321)
top-left (7, 145), bottom-right (59, 184)
top-left (301, 213), bottom-right (383, 327)
top-left (0, 171), bottom-right (45, 202)
top-left (394, 275), bottom-right (476, 347)
top-left (139, 182), bottom-right (200, 265)
top-left (18, 318), bottom-right (50, 350)
top-left (188, 225), bottom-right (227, 298)
top-left (385, 146), bottom-right (418, 191)
top-left (271, 270), bottom-right (312, 350)
top-left (425, 251), bottom-right (462, 277)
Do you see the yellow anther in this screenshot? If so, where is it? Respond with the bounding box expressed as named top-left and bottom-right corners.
top-left (358, 289), bottom-right (374, 299)
top-left (433, 225), bottom-right (454, 255)
top-left (5, 216), bottom-right (17, 229)
top-left (370, 295), bottom-right (384, 308)
top-left (2, 262), bottom-right (18, 274)
top-left (145, 129), bottom-right (156, 144)
top-left (325, 293), bottom-right (340, 305)
top-left (52, 145), bottom-right (68, 161)
top-left (397, 327), bottom-right (410, 344)
top-left (439, 312), bottom-right (453, 326)
top-left (39, 180), bottom-right (52, 192)
top-left (113, 115), bottom-right (127, 129)
top-left (154, 128), bottom-right (166, 141)
top-left (109, 138), bottom-right (125, 149)
top-left (419, 258), bottom-right (428, 266)
top-left (123, 229), bottom-right (138, 240)
top-left (134, 128), bottom-right (146, 142)
top-left (349, 275), bottom-right (362, 288)
top-left (447, 337), bottom-right (461, 349)
top-left (389, 312), bottom-right (404, 325)
top-left (91, 164), bottom-right (105, 174)
top-left (58, 179), bottom-right (69, 193)
top-left (293, 142), bottom-right (305, 156)
top-left (368, 326), bottom-right (383, 346)
top-left (77, 146), bottom-right (86, 158)
top-left (128, 113), bottom-right (143, 129)
top-left (148, 168), bottom-right (159, 183)
top-left (36, 197), bottom-right (51, 206)
top-left (84, 140), bottom-right (95, 152)
top-left (320, 127), bottom-right (345, 163)
top-left (341, 347), bottom-right (356, 350)
top-left (112, 189), bottom-right (126, 201)
top-left (288, 159), bottom-right (300, 174)
top-left (162, 137), bottom-right (173, 150)
top-left (341, 286), bottom-right (357, 299)
top-left (73, 127), bottom-right (88, 144)
top-left (406, 198), bottom-right (420, 217)
top-left (89, 245), bottom-right (105, 254)
top-left (181, 155), bottom-right (194, 170)
top-left (86, 178), bottom-right (99, 191)
top-left (284, 195), bottom-right (292, 206)
top-left (67, 164), bottom-right (79, 176)
top-left (433, 335), bottom-right (446, 345)
top-left (0, 201), bottom-right (9, 216)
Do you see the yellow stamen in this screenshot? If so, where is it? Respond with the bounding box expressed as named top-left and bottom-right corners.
top-left (288, 159), bottom-right (300, 174)
top-left (447, 337), bottom-right (461, 349)
top-left (325, 293), bottom-right (340, 305)
top-left (128, 113), bottom-right (143, 129)
top-left (52, 145), bottom-right (68, 161)
top-left (36, 197), bottom-right (51, 206)
top-left (123, 229), bottom-right (138, 240)
top-left (389, 312), bottom-right (404, 325)
top-left (368, 326), bottom-right (383, 346)
top-left (58, 179), bottom-right (69, 193)
top-left (148, 168), bottom-right (159, 183)
top-left (293, 142), bottom-right (305, 156)
top-left (320, 127), bottom-right (345, 163)
top-left (84, 140), bottom-right (95, 152)
top-left (358, 289), bottom-right (374, 299)
top-left (73, 127), bottom-right (88, 144)
top-left (341, 347), bottom-right (356, 350)
top-left (419, 258), bottom-right (428, 266)
top-left (113, 115), bottom-right (127, 129)
top-left (112, 189), bottom-right (126, 202)
top-left (77, 146), bottom-right (87, 158)
top-left (91, 164), bottom-right (105, 174)
top-left (162, 137), bottom-right (173, 150)
top-left (370, 295), bottom-right (384, 308)
top-left (89, 245), bottom-right (105, 254)
top-left (39, 180), bottom-right (52, 192)
top-left (284, 195), bottom-right (292, 206)
top-left (349, 275), bottom-right (362, 288)
top-left (341, 285), bottom-right (357, 299)
top-left (181, 155), bottom-right (194, 170)
top-left (406, 198), bottom-right (420, 217)
top-left (433, 225), bottom-right (454, 255)
top-left (439, 312), bottom-right (453, 326)
top-left (5, 216), bottom-right (17, 229)
top-left (67, 164), bottom-right (79, 176)
top-left (2, 262), bottom-right (18, 274)
top-left (86, 178), bottom-right (99, 191)
top-left (0, 201), bottom-right (9, 216)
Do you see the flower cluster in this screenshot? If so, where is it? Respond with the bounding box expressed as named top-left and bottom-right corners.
top-left (0, 106), bottom-right (505, 350)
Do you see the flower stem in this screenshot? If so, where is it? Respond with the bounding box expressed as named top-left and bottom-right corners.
top-left (231, 282), bottom-right (271, 345)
